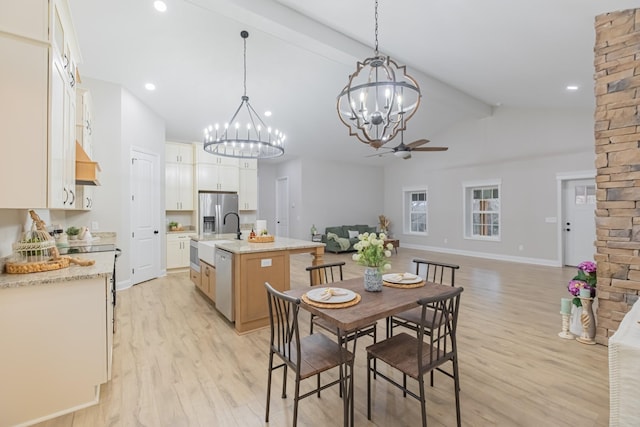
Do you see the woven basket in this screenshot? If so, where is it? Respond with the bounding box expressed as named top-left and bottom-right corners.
top-left (249, 235), bottom-right (275, 243)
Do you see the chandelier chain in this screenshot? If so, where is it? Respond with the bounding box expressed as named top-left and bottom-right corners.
top-left (243, 36), bottom-right (247, 97)
top-left (374, 0), bottom-right (379, 56)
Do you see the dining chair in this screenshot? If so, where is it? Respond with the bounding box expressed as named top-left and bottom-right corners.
top-left (306, 262), bottom-right (377, 341)
top-left (387, 259), bottom-right (460, 338)
top-left (306, 262), bottom-right (378, 383)
top-left (264, 282), bottom-right (354, 427)
top-left (367, 286), bottom-right (464, 427)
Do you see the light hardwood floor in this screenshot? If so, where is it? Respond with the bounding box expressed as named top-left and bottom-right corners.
top-left (36, 248), bottom-right (609, 427)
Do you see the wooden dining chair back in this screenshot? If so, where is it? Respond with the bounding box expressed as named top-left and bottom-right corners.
top-left (387, 259), bottom-right (460, 338)
top-left (415, 259), bottom-right (460, 286)
top-left (367, 286), bottom-right (463, 427)
top-left (264, 282), bottom-right (354, 427)
top-left (306, 262), bottom-right (377, 344)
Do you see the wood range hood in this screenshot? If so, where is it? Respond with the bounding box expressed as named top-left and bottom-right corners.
top-left (75, 141), bottom-right (101, 186)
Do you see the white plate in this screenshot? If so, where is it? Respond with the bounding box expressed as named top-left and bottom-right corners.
top-left (382, 273), bottom-right (423, 284)
top-left (306, 287), bottom-right (357, 304)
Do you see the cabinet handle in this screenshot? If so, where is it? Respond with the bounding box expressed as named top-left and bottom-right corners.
top-left (69, 189), bottom-right (75, 204)
top-left (69, 71), bottom-right (75, 88)
top-left (63, 54), bottom-right (69, 69)
top-left (63, 188), bottom-right (68, 203)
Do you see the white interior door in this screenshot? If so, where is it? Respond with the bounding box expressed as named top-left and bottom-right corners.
top-left (131, 149), bottom-right (160, 284)
top-left (275, 176), bottom-right (289, 237)
top-left (562, 178), bottom-right (596, 267)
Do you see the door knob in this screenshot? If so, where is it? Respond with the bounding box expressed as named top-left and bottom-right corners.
top-left (566, 228), bottom-right (571, 232)
top-left (154, 230), bottom-right (159, 234)
top-left (566, 222), bottom-right (570, 226)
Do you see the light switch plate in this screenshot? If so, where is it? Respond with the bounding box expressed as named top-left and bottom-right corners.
top-left (261, 259), bottom-right (272, 267)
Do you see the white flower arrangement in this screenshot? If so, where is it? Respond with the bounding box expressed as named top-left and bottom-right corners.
top-left (351, 232), bottom-right (393, 272)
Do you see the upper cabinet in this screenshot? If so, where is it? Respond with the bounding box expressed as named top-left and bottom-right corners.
top-left (196, 146), bottom-right (239, 192)
top-left (165, 142), bottom-right (194, 211)
top-left (0, 0), bottom-right (82, 209)
top-left (239, 159), bottom-right (257, 210)
top-left (75, 89), bottom-right (94, 210)
top-left (166, 142), bottom-right (194, 164)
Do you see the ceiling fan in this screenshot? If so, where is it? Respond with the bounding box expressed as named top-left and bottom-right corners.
top-left (366, 134), bottom-right (448, 160)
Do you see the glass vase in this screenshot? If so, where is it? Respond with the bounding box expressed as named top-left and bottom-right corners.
top-left (364, 267), bottom-right (383, 292)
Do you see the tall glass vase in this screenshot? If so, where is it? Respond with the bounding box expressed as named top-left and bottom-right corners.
top-left (363, 267), bottom-right (383, 292)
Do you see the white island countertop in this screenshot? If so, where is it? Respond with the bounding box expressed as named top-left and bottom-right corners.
top-left (0, 252), bottom-right (115, 289)
top-left (192, 234), bottom-right (324, 255)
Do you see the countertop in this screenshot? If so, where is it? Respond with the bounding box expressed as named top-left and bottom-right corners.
top-left (0, 252), bottom-right (116, 289)
top-left (192, 234), bottom-right (325, 255)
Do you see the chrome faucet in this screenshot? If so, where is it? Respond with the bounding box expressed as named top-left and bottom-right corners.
top-left (223, 212), bottom-right (242, 240)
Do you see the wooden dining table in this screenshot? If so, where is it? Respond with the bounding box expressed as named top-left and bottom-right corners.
top-left (286, 276), bottom-right (457, 426)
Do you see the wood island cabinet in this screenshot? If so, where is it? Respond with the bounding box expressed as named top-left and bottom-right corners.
top-left (233, 250), bottom-right (288, 333)
top-left (198, 260), bottom-right (216, 302)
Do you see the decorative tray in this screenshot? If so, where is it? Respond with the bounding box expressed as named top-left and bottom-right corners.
top-left (249, 235), bottom-right (275, 243)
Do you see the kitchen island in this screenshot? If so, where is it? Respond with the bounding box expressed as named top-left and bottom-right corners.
top-left (0, 252), bottom-right (115, 427)
top-left (192, 235), bottom-right (324, 333)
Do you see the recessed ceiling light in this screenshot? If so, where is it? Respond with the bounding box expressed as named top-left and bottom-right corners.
top-left (566, 85), bottom-right (579, 91)
top-left (153, 1), bottom-right (167, 12)
top-left (264, 111), bottom-right (272, 117)
top-left (145, 83), bottom-right (156, 91)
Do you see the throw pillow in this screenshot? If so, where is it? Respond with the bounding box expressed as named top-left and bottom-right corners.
top-left (348, 230), bottom-right (359, 239)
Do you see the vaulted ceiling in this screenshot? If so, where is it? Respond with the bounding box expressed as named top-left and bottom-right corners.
top-left (68, 0), bottom-right (638, 164)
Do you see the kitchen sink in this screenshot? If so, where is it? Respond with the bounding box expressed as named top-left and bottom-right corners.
top-left (197, 240), bottom-right (232, 266)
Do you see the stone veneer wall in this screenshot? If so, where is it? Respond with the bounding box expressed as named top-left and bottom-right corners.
top-left (594, 8), bottom-right (640, 345)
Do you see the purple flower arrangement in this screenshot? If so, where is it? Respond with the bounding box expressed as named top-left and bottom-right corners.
top-left (567, 261), bottom-right (597, 307)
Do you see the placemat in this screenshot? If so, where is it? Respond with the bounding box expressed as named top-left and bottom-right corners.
top-left (383, 280), bottom-right (425, 289)
top-left (301, 292), bottom-right (361, 309)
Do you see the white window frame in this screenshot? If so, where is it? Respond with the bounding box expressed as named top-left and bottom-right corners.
top-left (463, 179), bottom-right (501, 241)
top-left (402, 186), bottom-right (428, 236)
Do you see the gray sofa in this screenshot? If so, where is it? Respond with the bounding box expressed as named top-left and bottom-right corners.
top-left (321, 225), bottom-right (377, 253)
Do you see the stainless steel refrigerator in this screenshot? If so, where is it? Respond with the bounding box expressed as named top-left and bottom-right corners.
top-left (198, 192), bottom-right (239, 235)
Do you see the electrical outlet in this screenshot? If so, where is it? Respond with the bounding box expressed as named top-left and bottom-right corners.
top-left (444, 238), bottom-right (448, 244)
top-left (91, 221), bottom-right (99, 231)
top-left (518, 245), bottom-right (524, 251)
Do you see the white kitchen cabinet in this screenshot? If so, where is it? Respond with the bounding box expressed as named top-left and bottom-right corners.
top-left (166, 233), bottom-right (195, 269)
top-left (166, 141), bottom-right (194, 164)
top-left (0, 34), bottom-right (49, 208)
top-left (75, 88), bottom-right (94, 210)
top-left (0, 0), bottom-right (81, 209)
top-left (0, 275), bottom-right (112, 426)
top-left (165, 142), bottom-right (194, 211)
top-left (239, 167), bottom-right (258, 210)
top-left (197, 163), bottom-right (239, 192)
top-left (0, 0), bottom-right (48, 41)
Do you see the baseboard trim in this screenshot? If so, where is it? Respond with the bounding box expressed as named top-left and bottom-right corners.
top-left (400, 243), bottom-right (562, 267)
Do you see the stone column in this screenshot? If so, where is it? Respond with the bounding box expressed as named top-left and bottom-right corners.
top-left (594, 9), bottom-right (640, 344)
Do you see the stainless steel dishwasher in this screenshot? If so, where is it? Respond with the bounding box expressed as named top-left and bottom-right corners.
top-left (215, 249), bottom-right (234, 321)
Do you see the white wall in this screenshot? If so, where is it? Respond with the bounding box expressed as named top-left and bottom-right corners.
top-left (382, 106), bottom-right (595, 264)
top-left (258, 158), bottom-right (384, 239)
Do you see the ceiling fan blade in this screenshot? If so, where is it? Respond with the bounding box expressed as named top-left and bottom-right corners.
top-left (406, 139), bottom-right (430, 149)
top-left (411, 147), bottom-right (448, 152)
top-left (365, 150), bottom-right (393, 158)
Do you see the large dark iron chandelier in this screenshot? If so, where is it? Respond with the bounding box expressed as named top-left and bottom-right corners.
top-left (337, 0), bottom-right (421, 149)
top-left (204, 31), bottom-right (285, 159)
